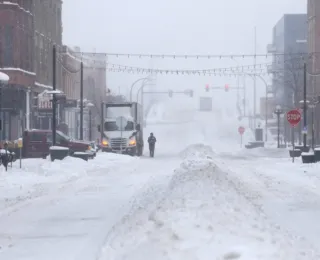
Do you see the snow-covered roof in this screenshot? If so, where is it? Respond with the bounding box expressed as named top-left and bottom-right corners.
top-left (1, 1), bottom-right (33, 16)
top-left (38, 89), bottom-right (63, 97)
top-left (35, 82), bottom-right (53, 89)
top-left (0, 72), bottom-right (9, 82)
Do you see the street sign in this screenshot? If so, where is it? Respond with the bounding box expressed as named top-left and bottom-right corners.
top-left (38, 93), bottom-right (52, 110)
top-left (238, 126), bottom-right (245, 135)
top-left (287, 109), bottom-right (301, 127)
top-left (302, 126), bottom-right (308, 134)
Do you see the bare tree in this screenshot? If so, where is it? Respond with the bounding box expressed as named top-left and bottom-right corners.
top-left (271, 54), bottom-right (305, 144)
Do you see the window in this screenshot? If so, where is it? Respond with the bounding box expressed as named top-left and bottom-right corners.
top-left (3, 25), bottom-right (13, 67)
top-left (29, 132), bottom-right (44, 142)
top-left (104, 121), bottom-right (134, 131)
top-left (57, 130), bottom-right (71, 141)
top-left (46, 131), bottom-right (70, 145)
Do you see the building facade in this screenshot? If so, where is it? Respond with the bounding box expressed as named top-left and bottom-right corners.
top-left (0, 1), bottom-right (35, 140)
top-left (32, 0), bottom-right (63, 131)
top-left (268, 14), bottom-right (307, 108)
top-left (82, 51), bottom-right (107, 141)
top-left (60, 47), bottom-right (107, 140)
top-left (308, 0), bottom-right (320, 143)
top-left (267, 14), bottom-right (307, 143)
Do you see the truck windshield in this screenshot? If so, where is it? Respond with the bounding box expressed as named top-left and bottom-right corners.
top-left (104, 121), bottom-right (134, 131)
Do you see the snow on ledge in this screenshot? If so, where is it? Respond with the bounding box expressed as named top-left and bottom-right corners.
top-left (301, 152), bottom-right (314, 156)
top-left (1, 1), bottom-right (33, 16)
top-left (50, 146), bottom-right (69, 150)
top-left (0, 67), bottom-right (36, 76)
top-left (35, 81), bottom-right (53, 89)
top-left (0, 71), bottom-right (9, 82)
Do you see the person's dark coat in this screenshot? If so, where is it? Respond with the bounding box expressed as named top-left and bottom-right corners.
top-left (148, 136), bottom-right (156, 145)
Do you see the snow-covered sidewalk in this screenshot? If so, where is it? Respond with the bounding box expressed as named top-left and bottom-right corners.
top-left (0, 154), bottom-right (137, 216)
top-left (214, 147), bottom-right (320, 255)
top-left (0, 153), bottom-right (181, 260)
top-left (100, 145), bottom-right (318, 260)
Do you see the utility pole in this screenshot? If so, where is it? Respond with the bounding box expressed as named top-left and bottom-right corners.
top-left (253, 27), bottom-right (257, 129)
top-left (80, 61), bottom-right (83, 140)
top-left (89, 109), bottom-right (92, 141)
top-left (265, 85), bottom-right (268, 142)
top-left (303, 62), bottom-right (307, 148)
top-left (52, 45), bottom-right (57, 146)
top-left (243, 75), bottom-right (246, 116)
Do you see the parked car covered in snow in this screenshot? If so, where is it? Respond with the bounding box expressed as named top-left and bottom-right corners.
top-left (22, 129), bottom-right (93, 158)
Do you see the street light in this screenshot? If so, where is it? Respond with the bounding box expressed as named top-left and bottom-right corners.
top-left (86, 102), bottom-right (94, 141)
top-left (246, 73), bottom-right (269, 141)
top-left (274, 105), bottom-right (284, 148)
top-left (299, 99), bottom-right (310, 148)
top-left (129, 77), bottom-right (151, 102)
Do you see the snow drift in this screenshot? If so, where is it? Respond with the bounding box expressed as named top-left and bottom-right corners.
top-left (100, 144), bottom-right (317, 260)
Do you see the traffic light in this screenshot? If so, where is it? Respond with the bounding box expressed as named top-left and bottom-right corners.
top-left (225, 84), bottom-right (229, 92)
top-left (190, 90), bottom-right (193, 97)
top-left (168, 90), bottom-right (173, 97)
top-left (205, 84), bottom-right (209, 92)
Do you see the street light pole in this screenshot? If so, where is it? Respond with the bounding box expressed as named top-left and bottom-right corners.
top-left (312, 106), bottom-right (315, 150)
top-left (274, 105), bottom-right (283, 148)
top-left (52, 45), bottom-right (57, 146)
top-left (246, 73), bottom-right (269, 140)
top-left (255, 74), bottom-right (268, 142)
top-left (89, 109), bottom-right (92, 141)
top-left (277, 113), bottom-right (280, 148)
top-left (303, 62), bottom-right (307, 148)
top-left (129, 77), bottom-right (150, 102)
top-left (80, 61), bottom-right (84, 140)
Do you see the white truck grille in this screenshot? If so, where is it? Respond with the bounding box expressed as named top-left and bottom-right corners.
top-left (110, 138), bottom-right (127, 149)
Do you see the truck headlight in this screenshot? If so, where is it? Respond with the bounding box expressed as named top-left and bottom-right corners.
top-left (128, 137), bottom-right (136, 146)
top-left (102, 139), bottom-right (109, 146)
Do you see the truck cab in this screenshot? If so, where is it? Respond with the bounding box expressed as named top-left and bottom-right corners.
top-left (98, 102), bottom-right (144, 156)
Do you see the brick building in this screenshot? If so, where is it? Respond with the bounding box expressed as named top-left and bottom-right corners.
top-left (0, 1), bottom-right (34, 140)
top-left (60, 47), bottom-right (107, 140)
top-left (59, 45), bottom-right (81, 138)
top-left (308, 0), bottom-right (320, 144)
top-left (33, 0), bottom-right (63, 130)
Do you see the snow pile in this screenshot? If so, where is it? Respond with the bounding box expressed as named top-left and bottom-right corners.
top-left (100, 145), bottom-right (317, 260)
top-left (179, 143), bottom-right (213, 159)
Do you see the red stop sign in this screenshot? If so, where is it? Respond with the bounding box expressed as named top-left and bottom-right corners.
top-left (287, 109), bottom-right (301, 127)
top-left (238, 126), bottom-right (245, 135)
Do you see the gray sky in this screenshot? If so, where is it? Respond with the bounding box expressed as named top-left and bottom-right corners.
top-left (62, 0), bottom-right (306, 113)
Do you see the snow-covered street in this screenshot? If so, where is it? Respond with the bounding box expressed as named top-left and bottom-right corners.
top-left (1, 97), bottom-right (320, 259)
top-left (0, 153), bottom-right (181, 260)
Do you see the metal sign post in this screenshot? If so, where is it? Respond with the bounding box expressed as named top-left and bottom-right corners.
top-left (18, 138), bottom-right (23, 168)
top-left (287, 109), bottom-right (302, 163)
top-left (238, 126), bottom-right (245, 147)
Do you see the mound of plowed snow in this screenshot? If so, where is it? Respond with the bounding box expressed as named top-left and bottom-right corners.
top-left (100, 144), bottom-right (317, 260)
